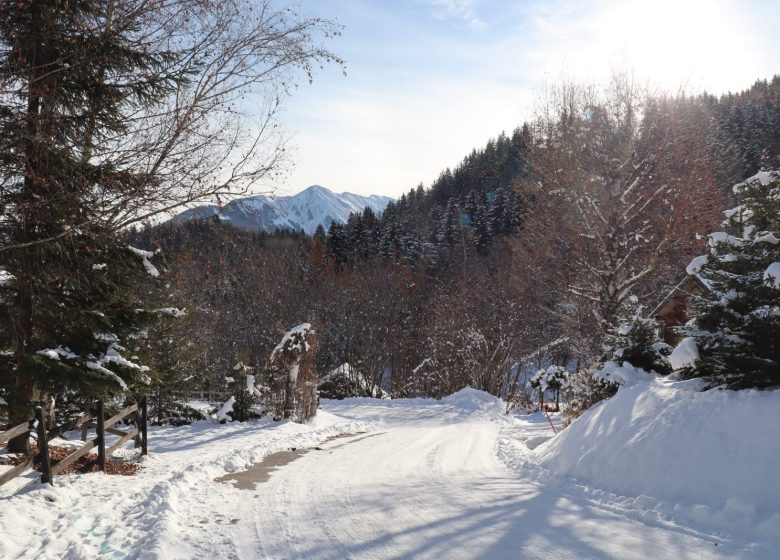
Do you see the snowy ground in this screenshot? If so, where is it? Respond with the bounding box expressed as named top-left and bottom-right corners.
top-left (0, 388), bottom-right (776, 559)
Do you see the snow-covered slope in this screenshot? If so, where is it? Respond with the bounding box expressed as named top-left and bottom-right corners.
top-left (529, 375), bottom-right (780, 540)
top-left (1, 389), bottom-right (772, 559)
top-left (173, 185), bottom-right (392, 234)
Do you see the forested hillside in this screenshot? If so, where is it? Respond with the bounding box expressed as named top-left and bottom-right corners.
top-left (134, 76), bottom-right (780, 413)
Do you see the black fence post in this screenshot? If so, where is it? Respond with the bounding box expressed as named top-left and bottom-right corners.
top-left (35, 407), bottom-right (52, 485)
top-left (141, 395), bottom-right (148, 456)
top-left (96, 400), bottom-right (106, 472)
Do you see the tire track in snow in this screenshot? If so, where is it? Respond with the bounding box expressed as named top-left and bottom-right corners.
top-left (236, 402), bottom-right (753, 560)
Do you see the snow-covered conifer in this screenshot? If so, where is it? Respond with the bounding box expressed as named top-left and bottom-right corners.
top-left (529, 364), bottom-right (568, 408)
top-left (676, 170), bottom-right (780, 388)
top-left (604, 296), bottom-right (671, 374)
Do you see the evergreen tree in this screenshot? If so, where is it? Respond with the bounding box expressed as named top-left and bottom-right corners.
top-left (677, 170), bottom-right (780, 388)
top-left (345, 212), bottom-right (364, 257)
top-left (563, 367), bottom-right (618, 418)
top-left (604, 296), bottom-right (671, 374)
top-left (313, 224), bottom-right (327, 245)
top-left (471, 204), bottom-right (492, 254)
top-left (326, 223), bottom-right (348, 268)
top-left (436, 200), bottom-right (459, 246)
top-left (0, 0), bottom-right (182, 450)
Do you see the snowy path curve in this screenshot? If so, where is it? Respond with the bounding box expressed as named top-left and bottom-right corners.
top-left (225, 397), bottom-right (739, 560)
top-left (1, 393), bottom-right (766, 559)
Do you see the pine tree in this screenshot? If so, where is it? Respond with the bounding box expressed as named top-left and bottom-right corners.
top-left (313, 224), bottom-right (327, 245)
top-left (677, 170), bottom-right (780, 388)
top-left (604, 296), bottom-right (671, 374)
top-left (436, 201), bottom-right (459, 245)
top-left (471, 203), bottom-right (491, 254)
top-left (0, 0), bottom-right (181, 450)
top-left (326, 223), bottom-right (348, 267)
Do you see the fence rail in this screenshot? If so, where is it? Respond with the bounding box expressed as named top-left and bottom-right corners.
top-left (0, 420), bottom-right (32, 447)
top-left (0, 396), bottom-right (148, 488)
top-left (0, 455), bottom-right (33, 487)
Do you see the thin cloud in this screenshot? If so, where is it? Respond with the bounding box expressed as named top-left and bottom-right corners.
top-left (421, 0), bottom-right (486, 29)
top-left (276, 0), bottom-right (779, 198)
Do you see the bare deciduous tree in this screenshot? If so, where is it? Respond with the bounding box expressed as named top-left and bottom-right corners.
top-left (517, 73), bottom-right (722, 355)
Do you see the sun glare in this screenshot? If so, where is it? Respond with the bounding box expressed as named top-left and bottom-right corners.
top-left (581, 0), bottom-right (755, 92)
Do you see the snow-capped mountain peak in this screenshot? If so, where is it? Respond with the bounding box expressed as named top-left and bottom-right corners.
top-left (173, 185), bottom-right (392, 234)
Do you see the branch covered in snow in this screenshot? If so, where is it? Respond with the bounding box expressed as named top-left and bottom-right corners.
top-left (669, 337), bottom-right (700, 371)
top-left (128, 245), bottom-right (160, 277)
top-left (270, 322), bottom-right (313, 361)
top-left (764, 262), bottom-right (780, 290)
top-left (213, 396), bottom-right (235, 422)
top-left (152, 307), bottom-right (187, 318)
top-left (37, 346), bottom-right (78, 361)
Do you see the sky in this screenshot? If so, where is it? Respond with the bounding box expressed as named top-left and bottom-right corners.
top-left (271, 0), bottom-right (780, 198)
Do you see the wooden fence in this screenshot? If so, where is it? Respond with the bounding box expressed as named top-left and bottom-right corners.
top-left (0, 396), bottom-right (147, 488)
top-left (0, 418), bottom-right (35, 487)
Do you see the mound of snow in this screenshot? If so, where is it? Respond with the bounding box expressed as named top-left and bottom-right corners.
top-left (441, 387), bottom-right (504, 414)
top-left (594, 361), bottom-right (649, 386)
top-left (669, 337), bottom-right (699, 370)
top-left (536, 377), bottom-right (780, 538)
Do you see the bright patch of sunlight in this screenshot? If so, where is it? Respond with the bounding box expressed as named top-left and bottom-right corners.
top-left (597, 0), bottom-right (754, 91)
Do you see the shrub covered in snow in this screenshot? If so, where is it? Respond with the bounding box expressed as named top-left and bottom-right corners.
top-left (269, 323), bottom-right (318, 422)
top-left (562, 366), bottom-right (618, 418)
top-left (677, 170), bottom-right (780, 389)
top-left (223, 363), bottom-right (268, 422)
top-left (528, 365), bottom-right (568, 409)
top-left (318, 363), bottom-right (387, 400)
top-left (529, 365), bottom-right (567, 393)
top-left (213, 396), bottom-right (236, 423)
top-left (149, 400), bottom-right (205, 426)
top-left (563, 296), bottom-right (666, 417)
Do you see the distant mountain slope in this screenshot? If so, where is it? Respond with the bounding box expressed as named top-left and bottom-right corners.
top-left (173, 185), bottom-right (392, 234)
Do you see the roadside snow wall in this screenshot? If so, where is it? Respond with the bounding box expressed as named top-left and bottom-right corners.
top-left (536, 377), bottom-right (780, 538)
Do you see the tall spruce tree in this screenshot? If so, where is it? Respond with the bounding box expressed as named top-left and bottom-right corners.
top-left (678, 170), bottom-right (780, 388)
top-left (0, 0), bottom-right (181, 450)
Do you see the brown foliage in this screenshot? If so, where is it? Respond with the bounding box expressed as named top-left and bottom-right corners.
top-left (513, 75), bottom-right (724, 356)
top-left (0, 446), bottom-right (142, 476)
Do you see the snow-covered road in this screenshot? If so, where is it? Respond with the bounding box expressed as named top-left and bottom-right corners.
top-left (231, 395), bottom-right (741, 560)
top-left (1, 390), bottom-right (770, 559)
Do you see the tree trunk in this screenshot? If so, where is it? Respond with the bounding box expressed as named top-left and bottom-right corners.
top-left (8, 6), bottom-right (45, 452)
top-left (283, 368), bottom-right (296, 419)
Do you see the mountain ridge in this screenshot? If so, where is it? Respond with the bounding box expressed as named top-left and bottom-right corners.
top-left (173, 185), bottom-right (392, 234)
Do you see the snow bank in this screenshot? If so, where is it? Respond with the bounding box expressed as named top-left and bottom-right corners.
top-left (440, 387), bottom-right (505, 415)
top-left (324, 387), bottom-right (506, 427)
top-left (594, 360), bottom-right (648, 386)
top-left (535, 377), bottom-right (780, 538)
top-left (0, 411), bottom-right (375, 559)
